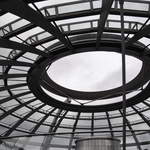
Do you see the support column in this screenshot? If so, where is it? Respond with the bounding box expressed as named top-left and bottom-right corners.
top-left (119, 1), bottom-right (126, 150)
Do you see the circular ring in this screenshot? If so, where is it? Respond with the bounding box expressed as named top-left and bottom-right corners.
top-left (27, 35), bottom-right (150, 112)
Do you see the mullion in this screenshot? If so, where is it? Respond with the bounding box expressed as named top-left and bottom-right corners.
top-left (132, 106), bottom-right (150, 127)
top-left (42, 109), bottom-right (63, 150)
top-left (21, 56), bottom-right (35, 62)
top-left (11, 88), bottom-right (28, 92)
top-left (0, 74), bottom-right (27, 81)
top-left (96, 0), bottom-right (114, 49)
top-left (10, 68), bottom-right (28, 72)
top-left (2, 27), bottom-right (49, 60)
top-left (4, 103), bottom-right (45, 136)
top-left (0, 0), bottom-right (73, 50)
top-left (119, 1), bottom-right (127, 150)
top-left (0, 60), bottom-right (33, 67)
top-left (126, 18), bottom-right (150, 46)
top-left (31, 2), bottom-right (73, 50)
top-left (0, 38), bottom-right (48, 57)
top-left (0, 98), bottom-right (36, 121)
top-left (106, 112), bottom-right (114, 137)
top-left (0, 91), bottom-right (31, 105)
top-left (1, 3), bottom-right (150, 40)
top-left (52, 111), bottom-right (68, 133)
top-left (119, 110), bottom-right (142, 150)
top-left (0, 83), bottom-right (27, 92)
top-left (31, 108), bottom-right (56, 134)
top-left (43, 110), bottom-right (68, 148)
top-left (91, 112), bottom-right (94, 136)
top-left (68, 112), bottom-right (80, 150)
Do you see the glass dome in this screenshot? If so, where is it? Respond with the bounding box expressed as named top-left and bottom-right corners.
top-left (0, 0), bottom-right (150, 150)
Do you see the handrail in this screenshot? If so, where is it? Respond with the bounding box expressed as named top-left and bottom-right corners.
top-left (1, 18), bottom-right (143, 75)
top-left (0, 0), bottom-right (149, 37)
top-left (26, 19), bottom-right (141, 44)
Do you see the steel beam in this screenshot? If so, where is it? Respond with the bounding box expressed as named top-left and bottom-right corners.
top-left (2, 8), bottom-right (148, 39)
top-left (91, 112), bottom-right (94, 136)
top-left (17, 108), bottom-right (57, 150)
top-left (31, 2), bottom-right (73, 50)
top-left (4, 103), bottom-right (45, 136)
top-left (120, 110), bottom-right (142, 150)
top-left (0, 91), bottom-right (31, 105)
top-left (49, 110), bottom-right (62, 132)
top-left (0, 60), bottom-right (33, 67)
top-left (126, 25), bottom-right (150, 46)
top-left (68, 112), bottom-right (80, 150)
top-left (41, 109), bottom-right (63, 150)
top-left (30, 27), bottom-right (138, 47)
top-left (0, 98), bottom-right (36, 120)
top-left (31, 108), bottom-right (56, 134)
top-left (0, 38), bottom-right (48, 57)
top-left (126, 120), bottom-right (142, 150)
top-left (0, 74), bottom-right (27, 79)
top-left (42, 104), bottom-right (68, 150)
top-left (106, 112), bottom-right (114, 137)
top-left (52, 111), bottom-right (68, 133)
top-left (143, 101), bottom-right (150, 108)
top-left (0, 83), bottom-right (27, 92)
top-left (0, 0), bottom-right (73, 49)
top-left (96, 0), bottom-right (114, 49)
top-left (132, 106), bottom-right (150, 127)
top-left (119, 1), bottom-right (127, 150)
top-left (15, 108), bottom-right (56, 149)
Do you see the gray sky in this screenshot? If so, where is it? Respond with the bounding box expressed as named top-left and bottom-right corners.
top-left (48, 52), bottom-right (142, 92)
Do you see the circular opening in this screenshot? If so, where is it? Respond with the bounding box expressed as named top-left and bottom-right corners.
top-left (41, 86), bottom-right (141, 106)
top-left (47, 52), bottom-right (142, 92)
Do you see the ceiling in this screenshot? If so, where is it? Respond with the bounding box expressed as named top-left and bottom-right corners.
top-left (0, 0), bottom-right (150, 149)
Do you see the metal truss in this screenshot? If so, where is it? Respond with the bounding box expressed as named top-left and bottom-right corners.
top-left (0, 0), bottom-right (150, 150)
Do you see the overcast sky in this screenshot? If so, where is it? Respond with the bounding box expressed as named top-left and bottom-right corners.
top-left (48, 52), bottom-right (142, 92)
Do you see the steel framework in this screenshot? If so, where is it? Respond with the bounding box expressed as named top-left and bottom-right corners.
top-left (0, 0), bottom-right (150, 150)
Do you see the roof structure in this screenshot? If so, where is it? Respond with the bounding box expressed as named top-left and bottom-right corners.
top-left (0, 0), bottom-right (150, 149)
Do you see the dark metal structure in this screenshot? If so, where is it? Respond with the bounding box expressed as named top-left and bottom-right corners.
top-left (0, 0), bottom-right (150, 149)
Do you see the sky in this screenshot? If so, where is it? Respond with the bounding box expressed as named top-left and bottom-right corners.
top-left (48, 51), bottom-right (142, 92)
top-left (0, 0), bottom-right (150, 148)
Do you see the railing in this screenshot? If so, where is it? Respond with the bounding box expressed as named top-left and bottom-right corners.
top-left (0, 0), bottom-right (149, 37)
top-left (1, 19), bottom-right (143, 73)
top-left (0, 0), bottom-right (147, 73)
top-left (26, 19), bottom-right (142, 45)
top-left (0, 0), bottom-right (149, 72)
top-left (1, 18), bottom-right (142, 73)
